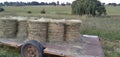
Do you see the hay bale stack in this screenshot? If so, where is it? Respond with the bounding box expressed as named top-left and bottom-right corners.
top-left (17, 19), bottom-right (28, 39)
top-left (65, 20), bottom-right (82, 42)
top-left (48, 19), bottom-right (65, 42)
top-left (0, 19), bottom-right (17, 38)
top-left (28, 19), bottom-right (48, 43)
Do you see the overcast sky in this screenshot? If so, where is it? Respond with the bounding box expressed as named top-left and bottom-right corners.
top-left (0, 0), bottom-right (120, 4)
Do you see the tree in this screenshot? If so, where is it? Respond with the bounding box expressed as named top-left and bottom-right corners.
top-left (0, 3), bottom-right (4, 6)
top-left (71, 0), bottom-right (106, 16)
top-left (49, 2), bottom-right (56, 6)
top-left (66, 2), bottom-right (71, 5)
top-left (61, 3), bottom-right (66, 6)
top-left (107, 3), bottom-right (117, 6)
top-left (31, 1), bottom-right (39, 5)
top-left (57, 1), bottom-right (59, 5)
top-left (4, 2), bottom-right (10, 6)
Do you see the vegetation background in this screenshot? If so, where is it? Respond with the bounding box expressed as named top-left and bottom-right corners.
top-left (0, 5), bottom-right (120, 57)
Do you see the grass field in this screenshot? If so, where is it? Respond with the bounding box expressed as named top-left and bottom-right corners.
top-left (0, 6), bottom-right (120, 16)
top-left (0, 6), bottom-right (120, 57)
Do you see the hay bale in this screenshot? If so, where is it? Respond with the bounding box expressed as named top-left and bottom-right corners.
top-left (65, 20), bottom-right (82, 42)
top-left (0, 19), bottom-right (18, 38)
top-left (48, 19), bottom-right (65, 42)
top-left (28, 19), bottom-right (48, 43)
top-left (17, 19), bottom-right (28, 39)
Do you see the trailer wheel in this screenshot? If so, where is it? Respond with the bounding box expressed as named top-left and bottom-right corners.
top-left (21, 40), bottom-right (44, 57)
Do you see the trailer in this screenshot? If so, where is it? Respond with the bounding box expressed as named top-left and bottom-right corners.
top-left (0, 35), bottom-right (105, 57)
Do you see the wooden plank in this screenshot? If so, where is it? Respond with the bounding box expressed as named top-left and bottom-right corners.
top-left (43, 35), bottom-right (105, 57)
top-left (0, 38), bottom-right (23, 48)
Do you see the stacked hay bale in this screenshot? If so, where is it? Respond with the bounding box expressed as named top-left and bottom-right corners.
top-left (17, 19), bottom-right (28, 39)
top-left (0, 18), bottom-right (17, 38)
top-left (65, 20), bottom-right (82, 42)
top-left (28, 19), bottom-right (49, 43)
top-left (48, 19), bottom-right (65, 42)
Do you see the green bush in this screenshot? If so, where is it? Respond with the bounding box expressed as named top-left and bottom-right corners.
top-left (27, 11), bottom-right (32, 14)
top-left (0, 8), bottom-right (4, 12)
top-left (71, 0), bottom-right (106, 16)
top-left (40, 9), bottom-right (46, 14)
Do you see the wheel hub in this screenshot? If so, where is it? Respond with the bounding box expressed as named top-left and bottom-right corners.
top-left (24, 45), bottom-right (39, 57)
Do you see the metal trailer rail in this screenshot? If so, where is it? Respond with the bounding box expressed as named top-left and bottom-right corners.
top-left (0, 35), bottom-right (105, 57)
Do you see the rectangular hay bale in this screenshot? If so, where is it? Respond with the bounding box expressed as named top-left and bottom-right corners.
top-left (65, 20), bottom-right (82, 42)
top-left (48, 20), bottom-right (65, 42)
top-left (0, 19), bottom-right (18, 38)
top-left (28, 19), bottom-right (48, 43)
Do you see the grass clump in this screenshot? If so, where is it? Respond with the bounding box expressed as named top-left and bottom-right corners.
top-left (0, 45), bottom-right (21, 57)
top-left (27, 11), bottom-right (32, 14)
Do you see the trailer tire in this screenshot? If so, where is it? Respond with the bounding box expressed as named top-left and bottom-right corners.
top-left (21, 40), bottom-right (44, 57)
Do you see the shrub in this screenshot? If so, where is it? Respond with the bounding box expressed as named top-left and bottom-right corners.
top-left (0, 8), bottom-right (4, 12)
top-left (41, 9), bottom-right (46, 14)
top-left (27, 11), bottom-right (32, 14)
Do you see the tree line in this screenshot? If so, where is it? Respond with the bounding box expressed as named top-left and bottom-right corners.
top-left (0, 1), bottom-right (71, 6)
top-left (107, 3), bottom-right (120, 6)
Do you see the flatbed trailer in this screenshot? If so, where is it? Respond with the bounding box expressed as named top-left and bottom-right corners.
top-left (0, 35), bottom-right (105, 57)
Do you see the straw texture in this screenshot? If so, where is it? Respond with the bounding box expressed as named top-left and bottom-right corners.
top-left (65, 20), bottom-right (82, 42)
top-left (0, 19), bottom-right (17, 38)
top-left (17, 20), bottom-right (28, 39)
top-left (28, 19), bottom-right (48, 43)
top-left (48, 19), bottom-right (65, 42)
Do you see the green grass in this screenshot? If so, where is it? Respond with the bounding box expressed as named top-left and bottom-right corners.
top-left (0, 6), bottom-right (71, 17)
top-left (80, 17), bottom-right (120, 57)
top-left (81, 17), bottom-right (120, 40)
top-left (1, 6), bottom-right (120, 16)
top-left (0, 6), bottom-right (120, 57)
top-left (106, 6), bottom-right (120, 15)
top-left (0, 46), bottom-right (21, 57)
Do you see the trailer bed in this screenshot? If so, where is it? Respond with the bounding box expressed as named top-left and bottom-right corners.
top-left (0, 35), bottom-right (105, 57)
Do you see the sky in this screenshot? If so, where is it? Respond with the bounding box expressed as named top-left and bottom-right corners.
top-left (0, 0), bottom-right (120, 4)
